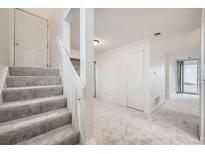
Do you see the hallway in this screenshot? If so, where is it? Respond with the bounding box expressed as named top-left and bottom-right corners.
top-left (94, 94), bottom-right (201, 144)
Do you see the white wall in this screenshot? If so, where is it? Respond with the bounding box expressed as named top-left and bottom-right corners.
top-left (0, 9), bottom-right (9, 66)
top-left (148, 29), bottom-right (200, 99)
top-left (95, 38), bottom-right (166, 113)
top-left (95, 39), bottom-right (151, 112)
top-left (165, 29), bottom-right (200, 97)
top-left (95, 28), bottom-right (200, 113)
top-left (49, 9), bottom-right (71, 68)
top-left (149, 38), bottom-right (166, 112)
top-left (168, 57), bottom-right (177, 96)
top-left (165, 58), bottom-right (177, 98)
top-left (70, 49), bottom-right (80, 59)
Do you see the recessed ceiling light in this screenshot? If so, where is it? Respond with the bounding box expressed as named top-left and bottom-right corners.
top-left (154, 32), bottom-right (161, 37)
top-left (93, 40), bottom-right (100, 46)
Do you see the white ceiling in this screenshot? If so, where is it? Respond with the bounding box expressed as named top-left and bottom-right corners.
top-left (69, 8), bottom-right (201, 52)
top-left (151, 28), bottom-right (201, 59)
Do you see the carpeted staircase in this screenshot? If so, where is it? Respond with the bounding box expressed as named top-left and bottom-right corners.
top-left (0, 66), bottom-right (80, 145)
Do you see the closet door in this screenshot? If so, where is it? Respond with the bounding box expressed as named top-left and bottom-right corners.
top-left (127, 51), bottom-right (144, 111)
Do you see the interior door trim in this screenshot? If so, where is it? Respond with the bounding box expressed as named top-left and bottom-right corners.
top-left (14, 8), bottom-right (49, 68)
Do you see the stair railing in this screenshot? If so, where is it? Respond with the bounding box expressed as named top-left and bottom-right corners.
top-left (57, 37), bottom-right (86, 143)
top-left (56, 8), bottom-right (94, 144)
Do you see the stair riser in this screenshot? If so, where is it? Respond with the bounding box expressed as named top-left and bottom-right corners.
top-left (0, 98), bottom-right (67, 122)
top-left (9, 67), bottom-right (59, 76)
top-left (6, 76), bottom-right (61, 87)
top-left (0, 112), bottom-right (71, 145)
top-left (2, 86), bottom-right (63, 102)
top-left (56, 132), bottom-right (80, 145)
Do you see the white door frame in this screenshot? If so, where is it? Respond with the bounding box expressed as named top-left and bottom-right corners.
top-left (12, 8), bottom-right (49, 68)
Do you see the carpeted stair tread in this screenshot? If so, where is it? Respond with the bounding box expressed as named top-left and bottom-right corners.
top-left (0, 95), bottom-right (67, 122)
top-left (9, 66), bottom-right (59, 76)
top-left (18, 124), bottom-right (80, 145)
top-left (0, 66), bottom-right (80, 145)
top-left (0, 108), bottom-right (71, 145)
top-left (6, 76), bottom-right (61, 87)
top-left (2, 85), bottom-right (63, 102)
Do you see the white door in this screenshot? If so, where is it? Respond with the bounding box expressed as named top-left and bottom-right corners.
top-left (15, 9), bottom-right (48, 68)
top-left (127, 51), bottom-right (144, 111)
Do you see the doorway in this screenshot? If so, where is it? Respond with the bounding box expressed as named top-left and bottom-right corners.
top-left (177, 59), bottom-right (199, 94)
top-left (14, 9), bottom-right (48, 68)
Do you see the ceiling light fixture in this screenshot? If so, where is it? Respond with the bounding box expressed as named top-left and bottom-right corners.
top-left (93, 40), bottom-right (100, 47)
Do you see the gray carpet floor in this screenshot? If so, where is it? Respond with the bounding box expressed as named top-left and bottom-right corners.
top-left (94, 94), bottom-right (201, 144)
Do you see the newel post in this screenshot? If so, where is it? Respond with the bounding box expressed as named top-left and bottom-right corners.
top-left (80, 8), bottom-right (95, 144)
